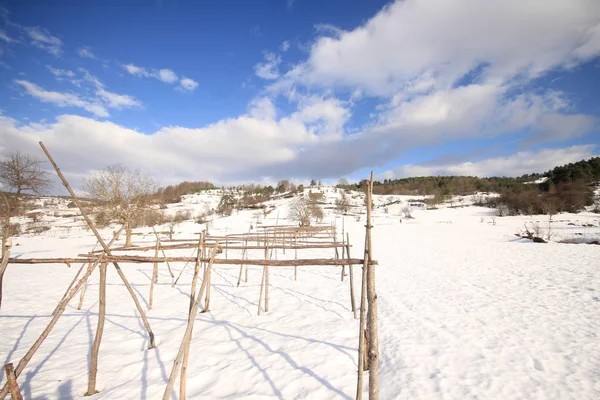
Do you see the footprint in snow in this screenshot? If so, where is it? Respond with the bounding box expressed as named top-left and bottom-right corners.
top-left (532, 358), bottom-right (545, 372)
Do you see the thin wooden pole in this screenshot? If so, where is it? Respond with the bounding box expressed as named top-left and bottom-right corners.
top-left (180, 232), bottom-right (204, 399)
top-left (202, 242), bottom-right (213, 313)
top-left (0, 257), bottom-right (102, 398)
top-left (152, 227), bottom-right (175, 278)
top-left (264, 246), bottom-right (269, 312)
top-left (294, 234), bottom-right (298, 281)
top-left (346, 233), bottom-right (357, 319)
top-left (162, 247), bottom-right (217, 400)
top-left (72, 228), bottom-right (123, 314)
top-left (39, 141), bottom-right (156, 349)
top-left (149, 238), bottom-right (159, 310)
top-left (366, 171), bottom-right (379, 400)
top-left (85, 262), bottom-right (107, 396)
top-left (356, 174), bottom-right (372, 400)
top-left (3, 364), bottom-right (23, 400)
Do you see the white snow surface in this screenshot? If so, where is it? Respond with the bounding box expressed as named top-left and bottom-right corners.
top-left (1, 190), bottom-right (600, 399)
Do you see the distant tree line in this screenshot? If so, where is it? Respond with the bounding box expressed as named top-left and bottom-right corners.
top-left (151, 181), bottom-right (216, 204)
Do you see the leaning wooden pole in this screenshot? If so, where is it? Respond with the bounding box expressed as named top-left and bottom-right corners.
top-left (39, 141), bottom-right (156, 349)
top-left (149, 238), bottom-right (159, 310)
top-left (162, 247), bottom-right (217, 400)
top-left (180, 233), bottom-right (204, 399)
top-left (366, 171), bottom-right (379, 399)
top-left (85, 262), bottom-right (107, 396)
top-left (3, 363), bottom-right (23, 400)
top-left (0, 258), bottom-right (102, 399)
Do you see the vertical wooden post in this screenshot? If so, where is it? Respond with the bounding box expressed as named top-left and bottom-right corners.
top-left (39, 141), bottom-right (156, 349)
top-left (152, 227), bottom-right (175, 278)
top-left (236, 237), bottom-right (248, 287)
top-left (78, 278), bottom-right (88, 310)
top-left (294, 234), bottom-right (298, 281)
top-left (366, 171), bottom-right (379, 400)
top-left (3, 363), bottom-right (23, 400)
top-left (357, 172), bottom-right (375, 400)
top-left (148, 238), bottom-right (159, 310)
top-left (265, 246), bottom-right (269, 312)
top-left (202, 238), bottom-right (214, 313)
top-left (86, 262), bottom-right (107, 396)
top-left (346, 233), bottom-right (357, 319)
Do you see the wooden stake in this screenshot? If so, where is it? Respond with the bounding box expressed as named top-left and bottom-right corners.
top-left (3, 364), bottom-right (23, 400)
top-left (152, 227), bottom-right (175, 278)
top-left (180, 232), bottom-right (204, 399)
top-left (0, 258), bottom-right (102, 398)
top-left (366, 171), bottom-right (379, 400)
top-left (294, 234), bottom-right (298, 281)
top-left (149, 239), bottom-right (159, 311)
top-left (265, 246), bottom-right (269, 312)
top-left (86, 262), bottom-right (107, 396)
top-left (346, 233), bottom-right (357, 319)
top-left (162, 247), bottom-right (217, 400)
top-left (202, 240), bottom-right (217, 313)
top-left (39, 141), bottom-right (156, 349)
top-left (78, 277), bottom-right (88, 310)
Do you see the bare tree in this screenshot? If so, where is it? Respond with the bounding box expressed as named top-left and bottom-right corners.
top-left (401, 205), bottom-right (413, 219)
top-left (335, 191), bottom-right (351, 213)
top-left (84, 164), bottom-right (157, 247)
top-left (0, 151), bottom-right (52, 196)
top-left (289, 197), bottom-right (312, 226)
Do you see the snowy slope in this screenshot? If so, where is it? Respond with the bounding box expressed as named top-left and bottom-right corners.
top-left (1, 190), bottom-right (599, 399)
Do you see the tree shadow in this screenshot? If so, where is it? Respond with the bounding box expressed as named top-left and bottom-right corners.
top-left (3, 315), bottom-right (35, 366)
top-left (56, 379), bottom-right (74, 400)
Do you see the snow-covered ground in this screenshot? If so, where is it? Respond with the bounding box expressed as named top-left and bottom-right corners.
top-left (1, 190), bottom-right (600, 399)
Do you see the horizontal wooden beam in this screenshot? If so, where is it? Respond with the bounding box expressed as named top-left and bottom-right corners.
top-left (8, 256), bottom-right (373, 266)
top-left (90, 242), bottom-right (349, 253)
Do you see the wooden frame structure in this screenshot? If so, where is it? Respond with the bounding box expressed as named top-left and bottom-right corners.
top-left (0, 142), bottom-right (381, 399)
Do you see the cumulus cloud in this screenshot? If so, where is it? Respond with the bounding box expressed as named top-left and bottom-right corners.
top-left (280, 40), bottom-right (290, 52)
top-left (178, 77), bottom-right (198, 92)
top-left (96, 89), bottom-right (142, 109)
top-left (157, 68), bottom-right (178, 83)
top-left (123, 63), bottom-right (150, 78)
top-left (385, 145), bottom-right (599, 178)
top-left (281, 0), bottom-right (600, 96)
top-left (254, 52), bottom-right (282, 80)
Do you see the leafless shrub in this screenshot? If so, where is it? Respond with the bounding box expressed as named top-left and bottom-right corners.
top-left (335, 191), bottom-right (351, 213)
top-left (289, 197), bottom-right (312, 226)
top-left (217, 192), bottom-right (237, 216)
top-left (401, 205), bottom-right (413, 219)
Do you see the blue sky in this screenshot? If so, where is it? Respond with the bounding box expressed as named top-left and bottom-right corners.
top-left (1, 0), bottom-right (599, 189)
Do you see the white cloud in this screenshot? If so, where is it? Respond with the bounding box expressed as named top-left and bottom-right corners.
top-left (14, 80), bottom-right (108, 117)
top-left (96, 89), bottom-right (142, 109)
top-left (280, 40), bottom-right (290, 52)
top-left (122, 63), bottom-right (195, 90)
top-left (0, 29), bottom-right (14, 43)
top-left (386, 145), bottom-right (599, 178)
top-left (254, 52), bottom-right (282, 80)
top-left (277, 0), bottom-right (600, 96)
top-left (123, 63), bottom-right (150, 78)
top-left (24, 26), bottom-right (62, 56)
top-left (46, 65), bottom-right (75, 78)
top-left (77, 46), bottom-right (97, 59)
top-left (158, 68), bottom-right (178, 83)
top-left (178, 77), bottom-right (198, 92)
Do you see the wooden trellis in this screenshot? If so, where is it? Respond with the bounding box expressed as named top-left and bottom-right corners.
top-left (0, 141), bottom-right (380, 399)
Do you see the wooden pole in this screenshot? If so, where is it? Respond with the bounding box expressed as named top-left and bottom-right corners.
top-left (39, 141), bottom-right (156, 349)
top-left (162, 247), bottom-right (217, 400)
top-left (294, 234), bottom-right (298, 281)
top-left (264, 246), bottom-right (269, 312)
top-left (3, 364), bottom-right (23, 400)
top-left (346, 233), bottom-right (357, 319)
top-left (180, 232), bottom-right (204, 399)
top-left (0, 257), bottom-right (102, 398)
top-left (69, 228), bottom-right (123, 314)
top-left (356, 174), bottom-right (372, 400)
top-left (366, 171), bottom-right (379, 399)
top-left (149, 238), bottom-right (159, 310)
top-left (85, 262), bottom-right (107, 396)
top-left (202, 240), bottom-right (217, 313)
top-left (152, 227), bottom-right (175, 278)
